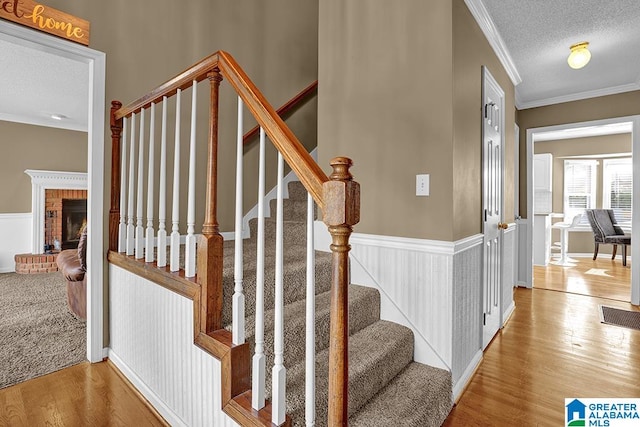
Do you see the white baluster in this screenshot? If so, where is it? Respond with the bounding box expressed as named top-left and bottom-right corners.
top-left (135, 108), bottom-right (146, 259)
top-left (185, 81), bottom-right (198, 278)
top-left (305, 191), bottom-right (316, 427)
top-left (252, 128), bottom-right (266, 410)
top-left (157, 96), bottom-right (168, 268)
top-left (232, 96), bottom-right (245, 345)
top-left (118, 117), bottom-right (128, 253)
top-left (170, 89), bottom-right (182, 272)
top-left (145, 103), bottom-right (156, 263)
top-left (272, 152), bottom-right (286, 426)
top-left (126, 113), bottom-right (136, 256)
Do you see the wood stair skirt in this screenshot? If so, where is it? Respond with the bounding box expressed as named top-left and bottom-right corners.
top-left (226, 181), bottom-right (453, 426)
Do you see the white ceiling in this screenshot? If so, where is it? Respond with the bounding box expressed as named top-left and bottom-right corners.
top-left (475, 0), bottom-right (640, 109)
top-left (0, 35), bottom-right (89, 132)
top-left (2, 2), bottom-right (640, 130)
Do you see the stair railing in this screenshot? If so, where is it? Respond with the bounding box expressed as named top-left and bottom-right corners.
top-left (108, 51), bottom-right (359, 426)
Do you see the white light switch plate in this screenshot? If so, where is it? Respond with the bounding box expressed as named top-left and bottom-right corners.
top-left (416, 174), bottom-right (429, 196)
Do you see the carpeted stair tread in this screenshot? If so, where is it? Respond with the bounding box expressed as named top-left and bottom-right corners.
top-left (285, 320), bottom-right (415, 426)
top-left (349, 362), bottom-right (453, 427)
top-left (286, 181), bottom-right (308, 201)
top-left (248, 218), bottom-right (311, 247)
top-left (221, 178), bottom-right (453, 426)
top-left (221, 251), bottom-right (333, 327)
top-left (242, 284), bottom-right (381, 374)
top-left (269, 198), bottom-right (314, 222)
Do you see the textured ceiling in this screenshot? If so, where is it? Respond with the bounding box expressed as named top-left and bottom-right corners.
top-left (0, 37), bottom-right (89, 131)
top-left (481, 0), bottom-right (640, 108)
top-left (2, 2), bottom-right (640, 129)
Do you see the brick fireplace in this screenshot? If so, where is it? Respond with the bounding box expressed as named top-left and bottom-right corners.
top-left (45, 189), bottom-right (88, 251)
top-left (15, 189), bottom-right (86, 274)
top-left (16, 170), bottom-right (88, 274)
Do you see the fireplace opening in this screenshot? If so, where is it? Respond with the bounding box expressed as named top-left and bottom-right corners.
top-left (62, 199), bottom-right (87, 250)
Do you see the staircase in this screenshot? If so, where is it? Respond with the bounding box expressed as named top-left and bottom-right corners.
top-left (108, 51), bottom-right (452, 426)
top-left (223, 181), bottom-right (453, 426)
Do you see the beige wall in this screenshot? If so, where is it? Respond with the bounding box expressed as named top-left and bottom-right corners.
top-left (318, 0), bottom-right (454, 241)
top-left (41, 0), bottom-right (319, 231)
top-left (318, 0), bottom-right (515, 241)
top-left (534, 133), bottom-right (631, 253)
top-left (453, 0), bottom-right (516, 239)
top-left (517, 90), bottom-right (640, 216)
top-left (20, 0), bottom-right (319, 345)
top-left (0, 121), bottom-right (87, 213)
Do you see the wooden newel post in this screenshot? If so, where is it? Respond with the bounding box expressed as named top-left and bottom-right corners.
top-left (109, 101), bottom-right (123, 252)
top-left (323, 157), bottom-right (360, 426)
top-left (197, 68), bottom-right (225, 334)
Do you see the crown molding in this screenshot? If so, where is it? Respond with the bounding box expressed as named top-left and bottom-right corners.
top-left (464, 0), bottom-right (522, 86)
top-left (517, 82), bottom-right (640, 110)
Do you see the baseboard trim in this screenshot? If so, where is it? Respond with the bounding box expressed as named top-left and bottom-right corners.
top-left (502, 301), bottom-right (516, 327)
top-left (452, 349), bottom-right (483, 402)
top-left (108, 349), bottom-right (187, 427)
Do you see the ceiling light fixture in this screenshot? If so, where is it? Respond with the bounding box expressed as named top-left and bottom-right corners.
top-left (567, 41), bottom-right (591, 69)
top-left (50, 113), bottom-right (67, 120)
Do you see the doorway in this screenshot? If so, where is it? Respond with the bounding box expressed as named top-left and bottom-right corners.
top-left (0, 20), bottom-right (106, 362)
top-left (525, 116), bottom-right (640, 306)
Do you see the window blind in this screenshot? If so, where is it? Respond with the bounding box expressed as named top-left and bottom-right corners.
top-left (603, 158), bottom-right (633, 222)
top-left (563, 159), bottom-right (597, 222)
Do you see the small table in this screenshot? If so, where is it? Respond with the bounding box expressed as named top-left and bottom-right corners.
top-left (550, 222), bottom-right (577, 266)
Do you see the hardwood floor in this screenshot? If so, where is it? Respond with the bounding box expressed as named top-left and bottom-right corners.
top-left (2, 262), bottom-right (638, 426)
top-left (0, 360), bottom-right (167, 426)
top-left (444, 287), bottom-right (640, 426)
top-left (534, 257), bottom-right (631, 302)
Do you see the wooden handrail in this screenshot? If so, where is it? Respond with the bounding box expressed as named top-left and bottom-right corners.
top-left (242, 80), bottom-right (318, 143)
top-left (114, 52), bottom-right (327, 209)
top-left (217, 52), bottom-right (327, 208)
top-left (113, 53), bottom-right (221, 120)
top-left (109, 51), bottom-right (359, 427)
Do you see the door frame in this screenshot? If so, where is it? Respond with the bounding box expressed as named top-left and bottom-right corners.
top-left (0, 20), bottom-right (106, 361)
top-left (525, 115), bottom-right (640, 305)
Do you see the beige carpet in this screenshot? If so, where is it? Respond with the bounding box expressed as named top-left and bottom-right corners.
top-left (0, 271), bottom-right (86, 389)
top-left (228, 181), bottom-right (452, 426)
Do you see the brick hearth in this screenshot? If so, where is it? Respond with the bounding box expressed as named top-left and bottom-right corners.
top-left (15, 253), bottom-right (59, 274)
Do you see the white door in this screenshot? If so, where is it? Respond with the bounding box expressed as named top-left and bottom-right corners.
top-left (482, 66), bottom-right (505, 349)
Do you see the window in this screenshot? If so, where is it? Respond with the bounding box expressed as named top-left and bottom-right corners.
top-left (563, 159), bottom-right (597, 222)
top-left (603, 158), bottom-right (633, 222)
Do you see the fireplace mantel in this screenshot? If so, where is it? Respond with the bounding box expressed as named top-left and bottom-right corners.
top-left (25, 170), bottom-right (88, 254)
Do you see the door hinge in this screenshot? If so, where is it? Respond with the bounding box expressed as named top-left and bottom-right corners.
top-left (483, 313), bottom-right (486, 326)
top-left (484, 209), bottom-right (488, 222)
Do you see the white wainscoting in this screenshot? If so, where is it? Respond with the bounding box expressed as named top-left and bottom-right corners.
top-left (314, 225), bottom-right (486, 400)
top-left (502, 224), bottom-right (516, 322)
top-left (451, 236), bottom-right (483, 399)
top-left (109, 265), bottom-right (238, 427)
top-left (0, 213), bottom-right (31, 273)
top-left (516, 218), bottom-right (531, 287)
